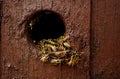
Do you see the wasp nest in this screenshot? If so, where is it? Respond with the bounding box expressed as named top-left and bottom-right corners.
top-left (27, 10), bottom-right (84, 66)
top-left (33, 35), bottom-right (83, 66)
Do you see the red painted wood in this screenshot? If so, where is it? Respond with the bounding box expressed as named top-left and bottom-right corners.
top-left (90, 0), bottom-right (120, 79)
top-left (1, 0), bottom-right (90, 79)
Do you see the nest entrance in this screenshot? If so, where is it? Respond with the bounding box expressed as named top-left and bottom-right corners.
top-left (27, 10), bottom-right (66, 44)
top-left (26, 10), bottom-right (83, 66)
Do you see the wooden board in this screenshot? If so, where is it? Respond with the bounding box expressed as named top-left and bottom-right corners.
top-left (1, 0), bottom-right (90, 79)
top-left (0, 1), bottom-right (3, 78)
top-left (90, 0), bottom-right (120, 79)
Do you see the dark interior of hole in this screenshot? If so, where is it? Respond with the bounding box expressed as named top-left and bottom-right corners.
top-left (27, 10), bottom-right (66, 43)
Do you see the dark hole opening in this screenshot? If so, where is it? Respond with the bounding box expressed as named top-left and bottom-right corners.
top-left (27, 10), bottom-right (66, 44)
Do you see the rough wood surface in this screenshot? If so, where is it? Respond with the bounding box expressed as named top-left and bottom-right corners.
top-left (1, 0), bottom-right (90, 79)
top-left (0, 1), bottom-right (3, 78)
top-left (90, 0), bottom-right (120, 79)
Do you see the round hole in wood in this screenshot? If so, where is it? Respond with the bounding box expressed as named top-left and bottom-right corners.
top-left (27, 10), bottom-right (66, 44)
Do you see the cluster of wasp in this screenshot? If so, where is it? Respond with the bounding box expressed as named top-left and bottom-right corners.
top-left (34, 35), bottom-right (83, 66)
top-left (28, 13), bottom-right (83, 66)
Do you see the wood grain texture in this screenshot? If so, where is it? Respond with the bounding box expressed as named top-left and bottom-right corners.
top-left (90, 0), bottom-right (120, 79)
top-left (1, 0), bottom-right (90, 79)
top-left (0, 1), bottom-right (3, 78)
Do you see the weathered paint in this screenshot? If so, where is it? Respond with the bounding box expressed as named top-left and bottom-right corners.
top-left (90, 0), bottom-right (120, 79)
top-left (1, 0), bottom-right (90, 79)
